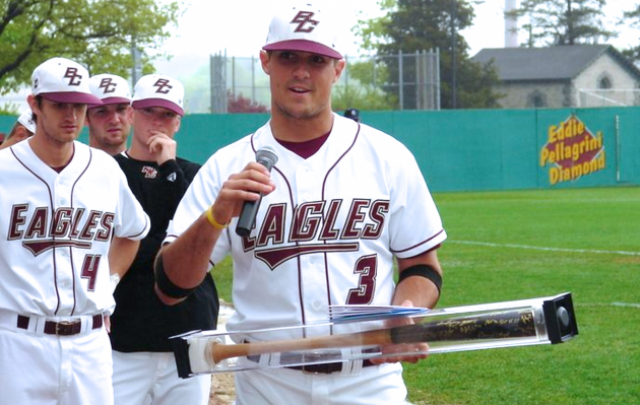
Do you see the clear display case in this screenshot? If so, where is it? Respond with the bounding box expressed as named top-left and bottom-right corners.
top-left (172, 292), bottom-right (578, 378)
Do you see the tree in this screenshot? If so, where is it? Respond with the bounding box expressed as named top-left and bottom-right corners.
top-left (0, 0), bottom-right (179, 94)
top-left (354, 0), bottom-right (502, 109)
top-left (332, 58), bottom-right (398, 111)
top-left (506, 0), bottom-right (614, 47)
top-left (621, 4), bottom-right (640, 64)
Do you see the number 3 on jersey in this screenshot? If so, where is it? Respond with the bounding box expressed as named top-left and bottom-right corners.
top-left (81, 254), bottom-right (101, 291)
top-left (346, 254), bottom-right (377, 305)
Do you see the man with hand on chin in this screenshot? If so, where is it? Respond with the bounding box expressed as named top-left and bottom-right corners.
top-left (109, 74), bottom-right (219, 405)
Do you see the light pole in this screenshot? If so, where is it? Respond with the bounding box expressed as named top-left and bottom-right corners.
top-left (451, 0), bottom-right (457, 109)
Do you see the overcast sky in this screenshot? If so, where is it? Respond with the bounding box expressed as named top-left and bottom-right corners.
top-left (155, 0), bottom-right (640, 77)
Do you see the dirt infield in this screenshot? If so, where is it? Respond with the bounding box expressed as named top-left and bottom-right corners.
top-left (209, 372), bottom-right (235, 405)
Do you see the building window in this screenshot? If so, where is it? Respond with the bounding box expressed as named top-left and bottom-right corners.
top-left (526, 90), bottom-right (547, 108)
top-left (598, 75), bottom-right (612, 89)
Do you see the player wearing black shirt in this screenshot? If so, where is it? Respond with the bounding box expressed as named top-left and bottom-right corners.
top-left (110, 74), bottom-right (218, 405)
top-left (110, 155), bottom-right (218, 352)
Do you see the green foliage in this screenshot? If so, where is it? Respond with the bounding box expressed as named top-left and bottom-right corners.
top-left (0, 102), bottom-right (19, 115)
top-left (453, 58), bottom-right (504, 109)
top-left (352, 0), bottom-right (397, 53)
top-left (353, 0), bottom-right (502, 109)
top-left (506, 0), bottom-right (614, 46)
top-left (332, 84), bottom-right (399, 111)
top-left (332, 59), bottom-right (398, 110)
top-left (0, 0), bottom-right (180, 94)
top-left (621, 4), bottom-right (640, 63)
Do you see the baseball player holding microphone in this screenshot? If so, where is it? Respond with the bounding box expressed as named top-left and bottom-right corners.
top-left (0, 57), bottom-right (150, 405)
top-left (155, 2), bottom-right (446, 404)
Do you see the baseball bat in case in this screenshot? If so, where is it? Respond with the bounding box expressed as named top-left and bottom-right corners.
top-left (171, 292), bottom-right (578, 378)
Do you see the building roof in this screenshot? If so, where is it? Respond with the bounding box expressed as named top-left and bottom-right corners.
top-left (472, 45), bottom-right (640, 82)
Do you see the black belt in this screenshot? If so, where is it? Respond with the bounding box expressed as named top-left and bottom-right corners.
top-left (17, 314), bottom-right (103, 336)
top-left (246, 353), bottom-right (377, 374)
top-left (285, 359), bottom-right (376, 374)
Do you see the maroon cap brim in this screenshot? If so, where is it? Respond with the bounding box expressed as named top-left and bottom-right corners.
top-left (132, 99), bottom-right (184, 116)
top-left (97, 97), bottom-right (132, 106)
top-left (40, 92), bottom-right (102, 106)
top-left (263, 40), bottom-right (342, 59)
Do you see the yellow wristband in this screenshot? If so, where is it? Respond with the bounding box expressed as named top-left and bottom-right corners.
top-left (205, 206), bottom-right (228, 230)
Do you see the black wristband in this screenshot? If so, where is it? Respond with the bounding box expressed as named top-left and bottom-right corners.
top-left (158, 159), bottom-right (180, 181)
top-left (398, 264), bottom-right (442, 294)
top-left (154, 252), bottom-right (197, 299)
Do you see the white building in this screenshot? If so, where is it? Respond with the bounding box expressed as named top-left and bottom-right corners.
top-left (472, 45), bottom-right (640, 108)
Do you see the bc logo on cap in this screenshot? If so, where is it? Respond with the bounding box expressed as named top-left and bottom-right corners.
top-left (154, 79), bottom-right (173, 94)
top-left (99, 78), bottom-right (117, 94)
top-left (63, 68), bottom-right (83, 86)
top-left (292, 11), bottom-right (319, 33)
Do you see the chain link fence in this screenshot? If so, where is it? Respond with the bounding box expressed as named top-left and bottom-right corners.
top-left (210, 50), bottom-right (440, 113)
top-left (577, 89), bottom-right (640, 108)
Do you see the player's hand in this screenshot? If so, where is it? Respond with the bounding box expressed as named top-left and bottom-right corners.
top-left (209, 162), bottom-right (276, 226)
top-left (148, 131), bottom-right (177, 165)
top-left (104, 315), bottom-right (111, 334)
top-left (369, 300), bottom-right (429, 365)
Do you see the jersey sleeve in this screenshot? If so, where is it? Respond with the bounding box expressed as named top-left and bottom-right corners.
top-left (113, 165), bottom-right (150, 240)
top-left (387, 144), bottom-right (447, 258)
top-left (165, 154), bottom-right (230, 265)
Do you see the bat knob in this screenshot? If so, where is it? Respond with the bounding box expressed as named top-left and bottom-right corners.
top-left (205, 339), bottom-right (222, 365)
top-left (557, 306), bottom-right (570, 330)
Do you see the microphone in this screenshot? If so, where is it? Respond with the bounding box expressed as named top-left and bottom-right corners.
top-left (235, 146), bottom-right (279, 237)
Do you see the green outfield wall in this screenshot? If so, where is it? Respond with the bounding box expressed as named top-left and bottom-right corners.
top-left (2, 107), bottom-right (638, 192)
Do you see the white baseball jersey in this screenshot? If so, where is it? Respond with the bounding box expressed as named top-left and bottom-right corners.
top-left (0, 139), bottom-right (150, 405)
top-left (0, 140), bottom-right (150, 317)
top-left (167, 114), bottom-right (446, 341)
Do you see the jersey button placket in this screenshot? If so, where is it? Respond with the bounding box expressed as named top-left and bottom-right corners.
top-left (55, 177), bottom-right (70, 207)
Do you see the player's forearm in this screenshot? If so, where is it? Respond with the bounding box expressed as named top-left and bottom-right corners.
top-left (109, 237), bottom-right (140, 278)
top-left (393, 250), bottom-right (443, 309)
top-left (155, 213), bottom-right (223, 304)
top-left (392, 275), bottom-right (440, 309)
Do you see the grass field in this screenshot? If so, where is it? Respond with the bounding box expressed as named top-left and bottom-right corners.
top-left (212, 186), bottom-right (640, 405)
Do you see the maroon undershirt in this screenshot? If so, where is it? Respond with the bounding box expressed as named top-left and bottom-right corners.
top-left (275, 131), bottom-right (331, 159)
top-left (51, 146), bottom-right (75, 173)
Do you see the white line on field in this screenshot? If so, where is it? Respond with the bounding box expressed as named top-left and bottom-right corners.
top-left (449, 240), bottom-right (640, 256)
top-left (580, 302), bottom-right (640, 309)
top-left (612, 302), bottom-right (640, 308)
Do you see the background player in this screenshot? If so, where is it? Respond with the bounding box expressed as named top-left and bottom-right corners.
top-left (154, 3), bottom-right (445, 404)
top-left (109, 73), bottom-right (218, 405)
top-left (86, 73), bottom-right (133, 155)
top-left (0, 57), bottom-right (150, 405)
top-left (343, 107), bottom-right (360, 122)
top-left (0, 109), bottom-right (36, 150)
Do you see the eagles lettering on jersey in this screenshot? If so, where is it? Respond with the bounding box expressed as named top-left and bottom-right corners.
top-left (7, 204), bottom-right (114, 257)
top-left (241, 198), bottom-right (390, 269)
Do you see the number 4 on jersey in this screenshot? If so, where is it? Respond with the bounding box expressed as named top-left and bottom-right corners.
top-left (81, 254), bottom-right (101, 291)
